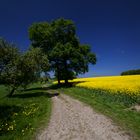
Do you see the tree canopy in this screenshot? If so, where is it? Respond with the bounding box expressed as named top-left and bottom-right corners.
top-left (121, 69), bottom-right (140, 76)
top-left (0, 38), bottom-right (49, 96)
top-left (29, 18), bottom-right (97, 84)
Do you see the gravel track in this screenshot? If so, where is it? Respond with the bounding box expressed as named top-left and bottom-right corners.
top-left (37, 93), bottom-right (132, 140)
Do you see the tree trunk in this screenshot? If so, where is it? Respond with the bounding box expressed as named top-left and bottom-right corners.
top-left (58, 78), bottom-right (61, 85)
top-left (64, 60), bottom-right (68, 85)
top-left (56, 64), bottom-right (61, 85)
top-left (8, 87), bottom-right (16, 97)
top-left (65, 79), bottom-right (68, 85)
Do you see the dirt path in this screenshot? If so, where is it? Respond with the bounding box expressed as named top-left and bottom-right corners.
top-left (37, 93), bottom-right (132, 140)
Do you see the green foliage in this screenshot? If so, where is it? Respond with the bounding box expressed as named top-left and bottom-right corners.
top-left (0, 38), bottom-right (21, 88)
top-left (19, 47), bottom-right (49, 88)
top-left (29, 18), bottom-right (97, 84)
top-left (0, 38), bottom-right (49, 96)
top-left (121, 69), bottom-right (140, 76)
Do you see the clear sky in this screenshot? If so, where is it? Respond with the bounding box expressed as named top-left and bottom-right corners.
top-left (0, 0), bottom-right (140, 77)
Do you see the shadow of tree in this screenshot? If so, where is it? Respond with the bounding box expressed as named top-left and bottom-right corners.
top-left (23, 87), bottom-right (50, 91)
top-left (10, 81), bottom-right (85, 99)
top-left (0, 105), bottom-right (22, 121)
top-left (48, 81), bottom-right (86, 89)
top-left (12, 91), bottom-right (59, 98)
top-left (0, 105), bottom-right (23, 136)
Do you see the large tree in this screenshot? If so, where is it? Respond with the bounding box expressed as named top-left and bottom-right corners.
top-left (29, 18), bottom-right (96, 84)
top-left (0, 38), bottom-right (20, 85)
top-left (0, 38), bottom-right (49, 96)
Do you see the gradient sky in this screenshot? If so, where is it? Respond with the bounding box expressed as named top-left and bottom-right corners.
top-left (0, 0), bottom-right (140, 77)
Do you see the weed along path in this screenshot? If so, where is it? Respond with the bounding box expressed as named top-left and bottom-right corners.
top-left (37, 93), bottom-right (132, 140)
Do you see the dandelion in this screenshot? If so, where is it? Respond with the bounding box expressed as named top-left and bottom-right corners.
top-left (9, 125), bottom-right (14, 130)
top-left (13, 113), bottom-right (18, 116)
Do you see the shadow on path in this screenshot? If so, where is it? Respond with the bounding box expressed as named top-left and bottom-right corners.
top-left (12, 91), bottom-right (59, 98)
top-left (11, 81), bottom-right (84, 99)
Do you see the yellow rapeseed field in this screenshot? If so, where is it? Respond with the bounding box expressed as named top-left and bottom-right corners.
top-left (72, 75), bottom-right (140, 96)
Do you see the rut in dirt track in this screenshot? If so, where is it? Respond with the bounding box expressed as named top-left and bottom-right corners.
top-left (37, 93), bottom-right (132, 140)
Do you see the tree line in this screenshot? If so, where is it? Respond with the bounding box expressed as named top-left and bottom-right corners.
top-left (121, 69), bottom-right (140, 76)
top-left (0, 18), bottom-right (96, 96)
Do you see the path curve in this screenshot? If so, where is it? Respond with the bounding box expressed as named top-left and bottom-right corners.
top-left (37, 93), bottom-right (132, 140)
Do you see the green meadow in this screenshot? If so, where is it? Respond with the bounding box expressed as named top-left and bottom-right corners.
top-left (0, 84), bottom-right (51, 140)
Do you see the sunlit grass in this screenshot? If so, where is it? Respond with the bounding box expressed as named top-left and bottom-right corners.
top-left (59, 87), bottom-right (140, 139)
top-left (0, 83), bottom-right (51, 140)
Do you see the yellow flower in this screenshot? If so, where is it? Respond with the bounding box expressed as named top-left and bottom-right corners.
top-left (71, 75), bottom-right (140, 96)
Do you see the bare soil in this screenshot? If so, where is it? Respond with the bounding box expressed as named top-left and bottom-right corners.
top-left (37, 94), bottom-right (133, 140)
top-left (130, 105), bottom-right (140, 112)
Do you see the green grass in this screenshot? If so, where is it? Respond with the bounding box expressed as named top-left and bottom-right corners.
top-left (59, 87), bottom-right (140, 139)
top-left (0, 83), bottom-right (52, 140)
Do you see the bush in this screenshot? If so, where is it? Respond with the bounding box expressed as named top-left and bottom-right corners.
top-left (121, 69), bottom-right (140, 76)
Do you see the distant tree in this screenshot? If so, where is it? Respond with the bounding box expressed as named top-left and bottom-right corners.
top-left (29, 18), bottom-right (96, 84)
top-left (121, 69), bottom-right (140, 76)
top-left (0, 38), bottom-right (49, 96)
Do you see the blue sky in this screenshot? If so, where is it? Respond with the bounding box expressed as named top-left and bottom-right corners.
top-left (0, 0), bottom-right (140, 77)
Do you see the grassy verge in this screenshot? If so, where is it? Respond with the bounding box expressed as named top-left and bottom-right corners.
top-left (0, 83), bottom-right (52, 140)
top-left (59, 87), bottom-right (140, 139)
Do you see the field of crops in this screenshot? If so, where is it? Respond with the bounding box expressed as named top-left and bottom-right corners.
top-left (73, 75), bottom-right (140, 95)
top-left (56, 75), bottom-right (140, 97)
top-left (73, 75), bottom-right (140, 103)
